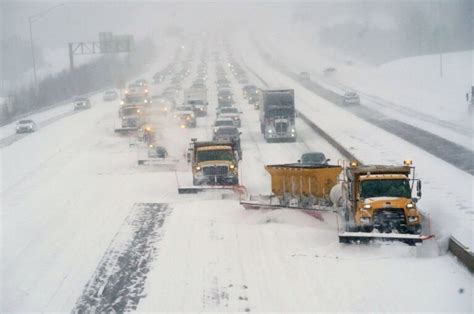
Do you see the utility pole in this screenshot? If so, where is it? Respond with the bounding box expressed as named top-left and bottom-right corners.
top-left (28, 16), bottom-right (37, 89)
top-left (28, 3), bottom-right (65, 89)
top-left (437, 0), bottom-right (443, 78)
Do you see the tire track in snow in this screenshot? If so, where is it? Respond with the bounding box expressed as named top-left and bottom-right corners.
top-left (73, 203), bottom-right (172, 313)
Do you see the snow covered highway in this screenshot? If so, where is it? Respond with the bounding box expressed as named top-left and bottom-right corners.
top-left (1, 37), bottom-right (472, 312)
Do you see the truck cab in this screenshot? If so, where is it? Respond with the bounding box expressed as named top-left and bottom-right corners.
top-left (119, 105), bottom-right (146, 129)
top-left (343, 161), bottom-right (422, 234)
top-left (190, 141), bottom-right (240, 186)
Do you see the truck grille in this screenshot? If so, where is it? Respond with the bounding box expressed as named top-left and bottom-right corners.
top-left (373, 208), bottom-right (407, 233)
top-left (124, 119), bottom-right (137, 127)
top-left (203, 166), bottom-right (228, 176)
top-left (275, 122), bottom-right (288, 133)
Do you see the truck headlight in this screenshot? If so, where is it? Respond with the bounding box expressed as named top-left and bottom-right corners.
top-left (408, 216), bottom-right (418, 223)
top-left (360, 217), bottom-right (371, 224)
top-left (229, 164), bottom-right (235, 169)
top-left (363, 204), bottom-right (371, 210)
top-left (406, 203), bottom-right (415, 209)
top-left (195, 166), bottom-right (201, 171)
top-left (267, 129), bottom-right (272, 133)
top-left (291, 129), bottom-right (296, 133)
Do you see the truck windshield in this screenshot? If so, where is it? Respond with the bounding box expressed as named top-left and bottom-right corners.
top-left (217, 128), bottom-right (238, 136)
top-left (122, 108), bottom-right (139, 115)
top-left (216, 120), bottom-right (233, 126)
top-left (267, 108), bottom-right (293, 117)
top-left (125, 95), bottom-right (145, 103)
top-left (360, 179), bottom-right (411, 199)
top-left (197, 149), bottom-right (234, 162)
top-left (221, 108), bottom-right (238, 114)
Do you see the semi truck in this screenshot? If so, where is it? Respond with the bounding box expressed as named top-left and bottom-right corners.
top-left (259, 89), bottom-right (296, 142)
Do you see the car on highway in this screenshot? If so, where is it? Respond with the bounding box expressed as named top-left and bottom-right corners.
top-left (323, 67), bottom-right (336, 76)
top-left (103, 90), bottom-right (118, 101)
top-left (191, 82), bottom-right (206, 89)
top-left (15, 119), bottom-right (37, 133)
top-left (135, 79), bottom-right (148, 87)
top-left (238, 77), bottom-right (249, 85)
top-left (174, 105), bottom-right (196, 128)
top-left (342, 91), bottom-right (360, 106)
top-left (216, 107), bottom-right (241, 127)
top-left (150, 96), bottom-right (174, 114)
top-left (218, 88), bottom-right (233, 104)
top-left (242, 85), bottom-right (258, 98)
top-left (214, 117), bottom-right (235, 129)
top-left (298, 152), bottom-right (330, 165)
top-left (212, 126), bottom-right (242, 159)
top-left (74, 97), bottom-right (91, 110)
top-left (298, 72), bottom-right (311, 81)
top-left (216, 100), bottom-right (234, 112)
top-left (126, 83), bottom-right (148, 96)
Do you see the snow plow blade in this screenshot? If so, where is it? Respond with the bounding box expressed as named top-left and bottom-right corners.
top-left (178, 185), bottom-right (246, 195)
top-left (240, 201), bottom-right (325, 221)
top-left (240, 199), bottom-right (337, 212)
top-left (114, 127), bottom-right (137, 135)
top-left (137, 158), bottom-right (179, 167)
top-left (338, 232), bottom-right (434, 245)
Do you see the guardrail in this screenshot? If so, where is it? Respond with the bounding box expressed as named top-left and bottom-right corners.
top-left (449, 237), bottom-right (474, 273)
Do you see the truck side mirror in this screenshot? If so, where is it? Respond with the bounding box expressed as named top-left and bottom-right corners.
top-left (416, 180), bottom-right (422, 198)
top-left (298, 159), bottom-right (301, 163)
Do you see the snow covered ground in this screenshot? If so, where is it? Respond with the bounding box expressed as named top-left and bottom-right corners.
top-left (1, 40), bottom-right (472, 312)
top-left (0, 42), bottom-right (178, 312)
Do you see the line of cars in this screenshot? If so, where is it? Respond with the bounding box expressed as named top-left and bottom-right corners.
top-left (185, 54), bottom-right (244, 188)
top-left (15, 90), bottom-right (119, 134)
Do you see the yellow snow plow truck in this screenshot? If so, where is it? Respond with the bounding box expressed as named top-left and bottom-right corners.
top-left (178, 139), bottom-right (241, 194)
top-left (337, 160), bottom-right (431, 245)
